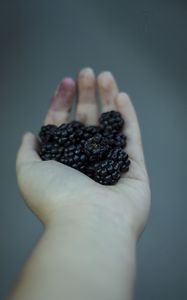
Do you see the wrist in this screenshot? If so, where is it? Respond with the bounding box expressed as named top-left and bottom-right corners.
top-left (45, 199), bottom-right (137, 242)
top-left (12, 200), bottom-right (137, 300)
top-left (44, 208), bottom-right (136, 300)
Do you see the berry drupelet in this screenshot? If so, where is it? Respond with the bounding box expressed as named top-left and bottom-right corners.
top-left (38, 110), bottom-right (130, 185)
top-left (99, 110), bottom-right (124, 133)
top-left (39, 124), bottom-right (57, 143)
top-left (84, 133), bottom-right (110, 160)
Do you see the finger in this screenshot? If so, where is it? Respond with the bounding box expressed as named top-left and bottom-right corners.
top-left (97, 71), bottom-right (119, 112)
top-left (76, 67), bottom-right (98, 125)
top-left (16, 132), bottom-right (41, 172)
top-left (115, 92), bottom-right (145, 166)
top-left (44, 77), bottom-right (76, 126)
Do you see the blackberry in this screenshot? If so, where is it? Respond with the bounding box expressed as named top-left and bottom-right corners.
top-left (86, 149), bottom-right (130, 185)
top-left (99, 110), bottom-right (124, 133)
top-left (84, 133), bottom-right (110, 160)
top-left (101, 131), bottom-right (127, 148)
top-left (39, 142), bottom-right (61, 161)
top-left (39, 125), bottom-right (57, 143)
top-left (60, 144), bottom-right (87, 172)
top-left (94, 160), bottom-right (121, 185)
top-left (84, 125), bottom-right (100, 136)
top-left (54, 121), bottom-right (84, 146)
top-left (78, 126), bottom-right (100, 147)
top-left (38, 110), bottom-right (130, 185)
top-left (113, 133), bottom-right (127, 148)
top-left (107, 148), bottom-right (130, 173)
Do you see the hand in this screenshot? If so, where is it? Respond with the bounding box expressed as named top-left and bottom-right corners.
top-left (16, 68), bottom-right (150, 237)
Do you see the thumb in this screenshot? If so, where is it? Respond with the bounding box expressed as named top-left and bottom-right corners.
top-left (16, 132), bottom-right (41, 173)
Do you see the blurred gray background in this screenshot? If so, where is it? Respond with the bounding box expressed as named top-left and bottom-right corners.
top-left (0, 0), bottom-right (187, 299)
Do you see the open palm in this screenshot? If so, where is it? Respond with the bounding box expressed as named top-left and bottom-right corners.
top-left (16, 68), bottom-right (150, 237)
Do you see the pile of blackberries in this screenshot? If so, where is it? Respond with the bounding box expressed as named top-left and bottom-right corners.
top-left (39, 111), bottom-right (130, 185)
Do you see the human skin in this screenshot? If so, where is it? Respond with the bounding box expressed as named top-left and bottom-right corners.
top-left (8, 68), bottom-right (151, 300)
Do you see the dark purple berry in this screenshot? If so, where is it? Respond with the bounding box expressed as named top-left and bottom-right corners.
top-left (38, 110), bottom-right (130, 185)
top-left (99, 111), bottom-right (124, 133)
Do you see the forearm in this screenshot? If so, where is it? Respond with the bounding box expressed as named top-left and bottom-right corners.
top-left (8, 203), bottom-right (137, 300)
